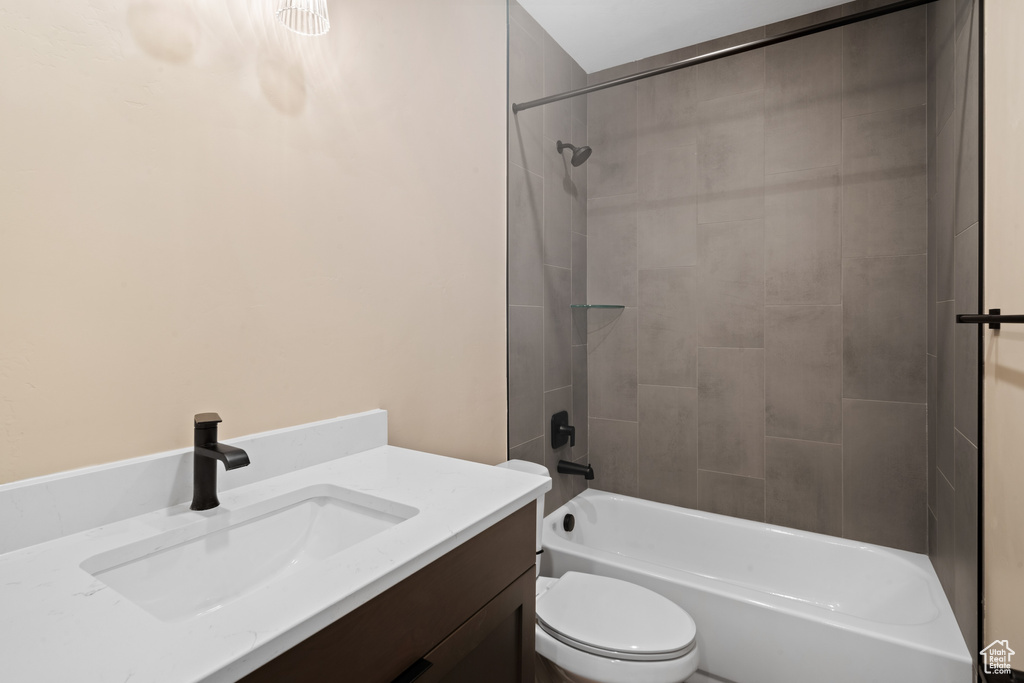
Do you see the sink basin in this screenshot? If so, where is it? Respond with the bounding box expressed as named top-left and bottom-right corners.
top-left (80, 485), bottom-right (418, 622)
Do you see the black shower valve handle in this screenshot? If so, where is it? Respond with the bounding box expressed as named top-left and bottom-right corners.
top-left (560, 424), bottom-right (576, 448)
top-left (550, 411), bottom-right (576, 449)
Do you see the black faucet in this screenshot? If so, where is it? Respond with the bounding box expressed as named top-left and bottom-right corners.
top-left (191, 413), bottom-right (250, 511)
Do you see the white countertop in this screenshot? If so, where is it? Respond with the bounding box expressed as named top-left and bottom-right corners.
top-left (0, 446), bottom-right (549, 683)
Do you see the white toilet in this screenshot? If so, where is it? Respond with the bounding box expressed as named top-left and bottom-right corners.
top-left (497, 460), bottom-right (699, 683)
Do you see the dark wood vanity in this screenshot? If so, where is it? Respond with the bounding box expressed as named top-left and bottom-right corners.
top-left (240, 504), bottom-right (536, 683)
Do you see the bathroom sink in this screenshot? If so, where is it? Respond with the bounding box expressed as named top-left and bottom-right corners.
top-left (80, 485), bottom-right (418, 622)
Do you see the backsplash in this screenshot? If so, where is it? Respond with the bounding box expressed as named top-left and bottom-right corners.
top-left (0, 410), bottom-right (387, 555)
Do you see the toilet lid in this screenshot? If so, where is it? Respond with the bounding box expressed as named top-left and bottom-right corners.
top-left (536, 572), bottom-right (697, 662)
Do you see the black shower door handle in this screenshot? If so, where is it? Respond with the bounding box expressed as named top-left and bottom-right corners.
top-left (956, 308), bottom-right (1024, 330)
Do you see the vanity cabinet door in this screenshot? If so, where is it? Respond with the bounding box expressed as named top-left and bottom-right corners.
top-left (410, 567), bottom-right (535, 683)
top-left (238, 504), bottom-right (535, 683)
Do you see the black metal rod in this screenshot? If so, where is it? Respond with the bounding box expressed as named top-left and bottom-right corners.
top-left (956, 309), bottom-right (1024, 330)
top-left (511, 0), bottom-right (938, 114)
top-left (974, 0), bottom-right (985, 665)
top-left (955, 315), bottom-right (1024, 324)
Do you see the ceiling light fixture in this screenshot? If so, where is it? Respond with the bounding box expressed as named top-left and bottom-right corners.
top-left (276, 0), bottom-right (330, 36)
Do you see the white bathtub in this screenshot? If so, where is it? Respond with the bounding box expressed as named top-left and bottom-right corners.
top-left (541, 490), bottom-right (971, 683)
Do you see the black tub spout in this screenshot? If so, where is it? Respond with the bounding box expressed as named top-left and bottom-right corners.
top-left (557, 460), bottom-right (594, 480)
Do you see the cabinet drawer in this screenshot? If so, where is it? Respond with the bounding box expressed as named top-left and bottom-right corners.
top-left (240, 503), bottom-right (535, 683)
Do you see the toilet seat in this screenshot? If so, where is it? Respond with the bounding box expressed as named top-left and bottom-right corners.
top-left (536, 572), bottom-right (697, 662)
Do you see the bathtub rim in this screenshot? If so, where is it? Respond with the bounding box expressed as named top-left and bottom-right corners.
top-left (541, 489), bottom-right (972, 666)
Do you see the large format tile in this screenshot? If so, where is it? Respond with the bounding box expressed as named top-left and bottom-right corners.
top-left (571, 307), bottom-right (587, 353)
top-left (570, 117), bottom-right (588, 236)
top-left (639, 268), bottom-right (698, 387)
top-left (764, 166), bottom-right (841, 305)
top-left (636, 46), bottom-right (696, 72)
top-left (509, 0), bottom-right (543, 44)
top-left (571, 233), bottom-right (587, 347)
top-left (588, 80), bottom-right (638, 198)
top-left (509, 435), bottom-right (544, 467)
top-left (843, 399), bottom-right (927, 552)
top-left (508, 20), bottom-right (543, 175)
top-left (570, 59), bottom-right (587, 124)
top-left (508, 306), bottom-right (544, 447)
top-left (767, 8), bottom-right (842, 36)
top-left (952, 430), bottom-right (978, 652)
top-left (698, 471), bottom-right (765, 522)
top-left (589, 62), bottom-right (637, 85)
top-left (765, 438), bottom-right (842, 535)
top-left (698, 220), bottom-right (765, 348)
top-left (638, 48), bottom-right (698, 152)
top-left (954, 5), bottom-right (979, 235)
top-left (696, 28), bottom-right (765, 102)
top-left (588, 194), bottom-right (637, 307)
top-left (934, 469), bottom-right (956, 598)
top-left (928, 60), bottom-right (937, 202)
top-left (544, 386), bottom-right (575, 512)
top-left (929, 353), bottom-right (938, 514)
top-left (572, 344), bottom-right (588, 459)
top-left (588, 307), bottom-right (638, 421)
top-left (543, 32), bottom-right (572, 147)
top-left (571, 232), bottom-right (587, 305)
top-left (842, 106), bottom-right (927, 258)
top-left (544, 266), bottom-right (571, 391)
top-left (508, 167), bottom-right (544, 306)
top-left (639, 385), bottom-right (698, 508)
top-left (843, 255), bottom-right (926, 403)
top-left (544, 146), bottom-right (571, 269)
top-left (638, 145), bottom-right (698, 269)
top-left (766, 306), bottom-right (842, 444)
top-left (955, 0), bottom-right (975, 37)
top-left (698, 348), bottom-right (765, 478)
top-left (936, 118), bottom-right (955, 302)
top-left (929, 0), bottom-right (955, 133)
top-left (589, 418), bottom-right (638, 496)
top-left (937, 300), bottom-right (955, 482)
top-left (765, 29), bottom-right (841, 174)
top-left (697, 90), bottom-right (765, 225)
top-left (928, 195), bottom-right (937, 356)
top-left (842, 7), bottom-right (926, 118)
top-left (954, 224), bottom-right (979, 444)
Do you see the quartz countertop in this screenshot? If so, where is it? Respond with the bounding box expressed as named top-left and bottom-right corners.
top-left (0, 446), bottom-right (549, 683)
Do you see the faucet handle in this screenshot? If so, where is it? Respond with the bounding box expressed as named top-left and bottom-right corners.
top-left (194, 413), bottom-right (222, 428)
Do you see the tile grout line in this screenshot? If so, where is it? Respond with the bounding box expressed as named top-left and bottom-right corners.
top-left (695, 63), bottom-right (702, 512)
top-left (634, 76), bottom-right (640, 495)
top-left (762, 45), bottom-right (768, 525)
top-left (767, 434), bottom-right (843, 448)
top-left (840, 19), bottom-right (846, 541)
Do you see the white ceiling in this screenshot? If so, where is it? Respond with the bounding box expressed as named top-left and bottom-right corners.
top-left (517, 0), bottom-right (849, 73)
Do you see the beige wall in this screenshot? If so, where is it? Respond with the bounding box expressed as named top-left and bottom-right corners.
top-left (0, 0), bottom-right (508, 484)
top-left (983, 0), bottom-right (1024, 650)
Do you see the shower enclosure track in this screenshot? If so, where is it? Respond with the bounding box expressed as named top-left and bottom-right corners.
top-left (511, 0), bottom-right (938, 114)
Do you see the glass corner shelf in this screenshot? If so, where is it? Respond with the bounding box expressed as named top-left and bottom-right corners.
top-left (570, 304), bottom-right (626, 309)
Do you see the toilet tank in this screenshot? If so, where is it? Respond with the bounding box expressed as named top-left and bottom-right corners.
top-left (495, 459), bottom-right (550, 565)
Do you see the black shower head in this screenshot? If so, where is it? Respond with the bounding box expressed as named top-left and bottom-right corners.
top-left (556, 140), bottom-right (593, 167)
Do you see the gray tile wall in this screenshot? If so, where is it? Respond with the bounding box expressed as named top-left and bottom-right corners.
top-left (508, 1), bottom-right (589, 513)
top-left (927, 0), bottom-right (980, 666)
top-left (585, 3), bottom-right (930, 553)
